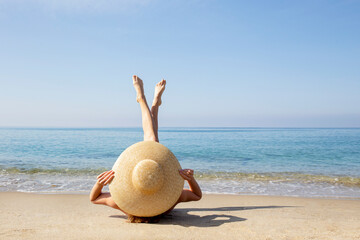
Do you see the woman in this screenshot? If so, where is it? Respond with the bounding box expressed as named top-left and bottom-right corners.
top-left (89, 75), bottom-right (202, 223)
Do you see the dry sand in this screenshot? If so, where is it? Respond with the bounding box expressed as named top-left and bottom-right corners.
top-left (0, 192), bottom-right (359, 240)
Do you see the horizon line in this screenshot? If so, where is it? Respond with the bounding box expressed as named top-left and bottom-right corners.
top-left (1, 126), bottom-right (360, 129)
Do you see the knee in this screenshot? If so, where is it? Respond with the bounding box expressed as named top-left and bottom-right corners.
top-left (144, 135), bottom-right (158, 142)
top-left (147, 137), bottom-right (158, 142)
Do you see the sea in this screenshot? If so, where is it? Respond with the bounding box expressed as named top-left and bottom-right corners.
top-left (0, 127), bottom-right (359, 199)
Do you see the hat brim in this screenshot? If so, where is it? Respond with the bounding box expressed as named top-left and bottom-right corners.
top-left (109, 141), bottom-right (184, 217)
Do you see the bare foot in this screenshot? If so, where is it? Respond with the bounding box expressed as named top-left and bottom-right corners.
top-left (132, 75), bottom-right (145, 102)
top-left (152, 79), bottom-right (166, 107)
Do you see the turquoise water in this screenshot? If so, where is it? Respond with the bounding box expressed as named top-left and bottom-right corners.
top-left (0, 128), bottom-right (359, 198)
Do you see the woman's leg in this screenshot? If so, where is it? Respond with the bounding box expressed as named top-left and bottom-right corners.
top-left (151, 79), bottom-right (166, 142)
top-left (132, 75), bottom-right (158, 142)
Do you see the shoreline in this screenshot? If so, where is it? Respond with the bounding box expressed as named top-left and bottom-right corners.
top-left (1, 192), bottom-right (359, 239)
top-left (4, 190), bottom-right (360, 201)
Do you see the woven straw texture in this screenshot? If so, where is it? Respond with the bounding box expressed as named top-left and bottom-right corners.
top-left (109, 141), bottom-right (184, 217)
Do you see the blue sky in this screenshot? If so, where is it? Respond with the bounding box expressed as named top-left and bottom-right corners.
top-left (1, 0), bottom-right (359, 127)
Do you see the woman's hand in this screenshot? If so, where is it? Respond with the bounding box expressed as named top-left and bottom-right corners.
top-left (179, 169), bottom-right (194, 181)
top-left (97, 170), bottom-right (115, 186)
top-left (178, 168), bottom-right (202, 202)
top-left (90, 170), bottom-right (119, 209)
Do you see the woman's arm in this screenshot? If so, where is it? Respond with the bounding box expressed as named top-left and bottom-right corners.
top-left (178, 169), bottom-right (202, 202)
top-left (89, 170), bottom-right (120, 210)
top-left (89, 181), bottom-right (104, 202)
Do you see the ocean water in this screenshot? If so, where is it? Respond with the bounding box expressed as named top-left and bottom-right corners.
top-left (0, 127), bottom-right (359, 198)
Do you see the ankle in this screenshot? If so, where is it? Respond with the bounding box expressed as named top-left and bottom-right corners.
top-left (137, 95), bottom-right (146, 103)
top-left (152, 98), bottom-right (162, 107)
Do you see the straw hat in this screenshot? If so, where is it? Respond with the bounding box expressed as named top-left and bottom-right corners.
top-left (109, 141), bottom-right (184, 217)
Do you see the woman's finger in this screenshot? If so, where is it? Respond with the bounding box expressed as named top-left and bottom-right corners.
top-left (98, 172), bottom-right (111, 183)
top-left (179, 172), bottom-right (191, 181)
top-left (99, 176), bottom-right (109, 184)
top-left (98, 177), bottom-right (106, 183)
top-left (184, 170), bottom-right (192, 176)
top-left (181, 170), bottom-right (191, 176)
top-left (101, 170), bottom-right (113, 179)
top-left (104, 175), bottom-right (114, 185)
top-left (180, 169), bottom-right (190, 174)
top-left (104, 172), bottom-right (114, 181)
top-left (97, 170), bottom-right (114, 179)
top-left (97, 171), bottom-right (108, 179)
top-left (179, 171), bottom-right (187, 178)
top-left (106, 174), bottom-right (114, 181)
top-left (99, 175), bottom-right (111, 183)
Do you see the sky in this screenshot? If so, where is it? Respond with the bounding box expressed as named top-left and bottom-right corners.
top-left (0, 0), bottom-right (359, 127)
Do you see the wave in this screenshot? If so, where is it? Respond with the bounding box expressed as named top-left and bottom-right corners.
top-left (1, 167), bottom-right (359, 188)
top-left (194, 171), bottom-right (360, 187)
top-left (0, 167), bottom-right (108, 175)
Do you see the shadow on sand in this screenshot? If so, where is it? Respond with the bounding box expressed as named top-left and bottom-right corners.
top-left (109, 205), bottom-right (295, 227)
top-left (159, 205), bottom-right (295, 227)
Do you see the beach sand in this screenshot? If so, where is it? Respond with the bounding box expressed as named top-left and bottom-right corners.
top-left (0, 192), bottom-right (359, 240)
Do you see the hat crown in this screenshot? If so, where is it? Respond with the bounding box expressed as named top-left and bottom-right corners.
top-left (132, 159), bottom-right (164, 194)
